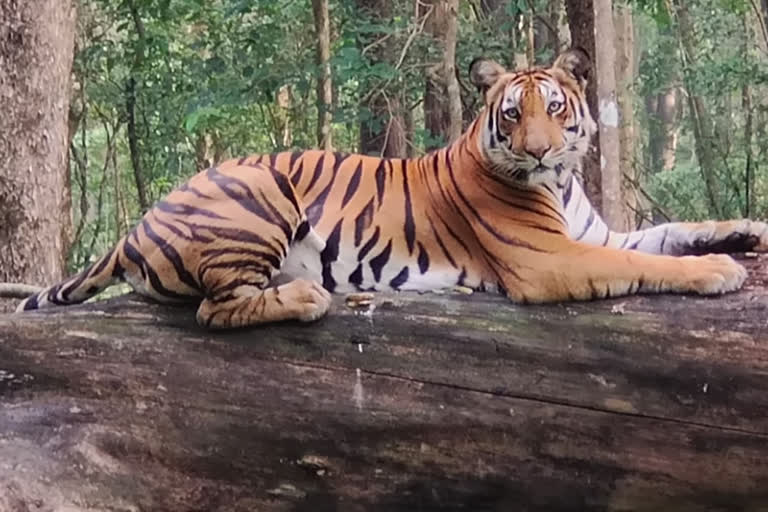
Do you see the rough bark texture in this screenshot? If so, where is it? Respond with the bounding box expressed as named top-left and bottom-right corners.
top-left (593, 0), bottom-right (623, 230)
top-left (615, 2), bottom-right (636, 229)
top-left (424, 0), bottom-right (462, 150)
top-left (1, 256), bottom-right (768, 510)
top-left (563, 0), bottom-right (602, 214)
top-left (312, 0), bottom-right (333, 151)
top-left (646, 89), bottom-right (681, 174)
top-left (0, 0), bottom-right (75, 287)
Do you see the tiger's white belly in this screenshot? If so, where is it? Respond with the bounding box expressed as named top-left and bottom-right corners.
top-left (274, 226), bottom-right (478, 293)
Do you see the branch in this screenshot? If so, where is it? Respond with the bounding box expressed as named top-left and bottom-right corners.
top-left (0, 283), bottom-right (42, 299)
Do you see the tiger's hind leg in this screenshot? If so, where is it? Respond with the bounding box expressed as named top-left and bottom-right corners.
top-left (195, 225), bottom-right (331, 329)
top-left (196, 277), bottom-right (331, 329)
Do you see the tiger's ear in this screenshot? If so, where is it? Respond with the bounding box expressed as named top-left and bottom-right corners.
top-left (553, 47), bottom-right (591, 90)
top-left (469, 57), bottom-right (506, 95)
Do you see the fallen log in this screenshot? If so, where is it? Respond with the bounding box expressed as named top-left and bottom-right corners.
top-left (1, 255), bottom-right (768, 511)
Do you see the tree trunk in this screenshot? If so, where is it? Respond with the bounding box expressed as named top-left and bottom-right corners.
top-left (593, 0), bottom-right (623, 230)
top-left (356, 0), bottom-right (407, 157)
top-left (564, 0), bottom-right (603, 215)
top-left (126, 0), bottom-right (150, 212)
top-left (2, 256), bottom-right (768, 510)
top-left (424, 0), bottom-right (462, 151)
top-left (312, 0), bottom-right (333, 151)
top-left (125, 77), bottom-right (150, 212)
top-left (670, 0), bottom-right (721, 217)
top-left (0, 0), bottom-right (75, 288)
top-left (614, 1), bottom-right (636, 229)
top-left (646, 89), bottom-right (681, 174)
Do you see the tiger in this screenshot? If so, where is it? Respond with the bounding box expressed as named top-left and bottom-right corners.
top-left (17, 48), bottom-right (768, 329)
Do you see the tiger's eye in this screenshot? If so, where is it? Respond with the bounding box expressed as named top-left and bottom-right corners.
top-left (502, 107), bottom-right (519, 121)
top-left (548, 101), bottom-right (563, 114)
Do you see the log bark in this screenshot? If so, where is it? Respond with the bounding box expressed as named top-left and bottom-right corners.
top-left (1, 256), bottom-right (768, 510)
top-left (0, 0), bottom-right (75, 286)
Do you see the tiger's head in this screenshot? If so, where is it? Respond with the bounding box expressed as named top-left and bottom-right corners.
top-left (469, 48), bottom-right (597, 187)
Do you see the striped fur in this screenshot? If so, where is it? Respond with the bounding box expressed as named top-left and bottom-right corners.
top-left (17, 48), bottom-right (764, 328)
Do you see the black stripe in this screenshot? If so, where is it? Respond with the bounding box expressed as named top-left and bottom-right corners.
top-left (256, 189), bottom-right (293, 241)
top-left (320, 220), bottom-right (343, 292)
top-left (200, 247), bottom-right (281, 270)
top-left (295, 220), bottom-right (310, 241)
top-left (375, 160), bottom-right (386, 207)
top-left (457, 267), bottom-right (467, 286)
top-left (575, 209), bottom-right (596, 240)
top-left (369, 239), bottom-right (393, 282)
top-left (123, 239), bottom-right (195, 301)
top-left (269, 166), bottom-right (301, 215)
top-left (342, 161), bottom-right (363, 209)
top-left (562, 175), bottom-right (574, 205)
top-left (659, 227), bottom-right (670, 254)
top-left (354, 198), bottom-right (375, 246)
top-left (154, 201), bottom-right (229, 220)
top-left (402, 160), bottom-right (416, 254)
top-left (389, 266), bottom-right (409, 289)
top-left (305, 179), bottom-right (335, 226)
top-left (153, 215), bottom-right (213, 243)
top-left (142, 220), bottom-right (202, 292)
top-left (178, 183), bottom-right (214, 200)
top-left (358, 226), bottom-right (380, 261)
top-left (427, 217), bottom-right (458, 268)
top-left (628, 233), bottom-right (645, 250)
top-left (417, 242), bottom-right (430, 274)
top-left (291, 157), bottom-right (305, 187)
top-left (349, 264), bottom-right (363, 287)
top-left (22, 295), bottom-right (39, 310)
top-left (289, 151), bottom-right (302, 173)
top-left (306, 154), bottom-right (326, 192)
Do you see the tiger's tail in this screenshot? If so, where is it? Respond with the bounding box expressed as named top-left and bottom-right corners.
top-left (16, 238), bottom-right (126, 312)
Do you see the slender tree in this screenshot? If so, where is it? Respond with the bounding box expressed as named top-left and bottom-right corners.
top-left (0, 0), bottom-right (76, 288)
top-left (312, 0), bottom-right (333, 150)
top-left (563, 0), bottom-right (603, 213)
top-left (424, 0), bottom-right (462, 150)
top-left (594, 0), bottom-right (624, 229)
top-left (615, 1), bottom-right (637, 228)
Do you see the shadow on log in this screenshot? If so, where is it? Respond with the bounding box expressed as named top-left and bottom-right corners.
top-left (1, 256), bottom-right (768, 511)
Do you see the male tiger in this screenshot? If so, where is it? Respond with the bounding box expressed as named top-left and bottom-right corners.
top-left (17, 48), bottom-right (768, 328)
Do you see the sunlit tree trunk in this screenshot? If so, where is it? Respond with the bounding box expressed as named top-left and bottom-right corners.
top-left (0, 0), bottom-right (76, 287)
top-left (615, 0), bottom-right (636, 229)
top-left (593, 0), bottom-right (623, 229)
top-left (564, 0), bottom-right (603, 214)
top-left (312, 0), bottom-right (333, 150)
top-left (424, 0), bottom-right (461, 150)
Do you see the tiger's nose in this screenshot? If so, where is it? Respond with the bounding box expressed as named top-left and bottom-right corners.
top-left (525, 145), bottom-right (551, 161)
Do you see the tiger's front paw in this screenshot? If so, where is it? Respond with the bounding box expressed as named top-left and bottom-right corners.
top-left (679, 254), bottom-right (748, 295)
top-left (280, 278), bottom-right (332, 322)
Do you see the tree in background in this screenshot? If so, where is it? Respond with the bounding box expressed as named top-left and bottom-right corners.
top-left (424, 0), bottom-right (462, 150)
top-left (312, 0), bottom-right (334, 150)
top-left (593, 0), bottom-right (624, 229)
top-left (0, 0), bottom-right (76, 289)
